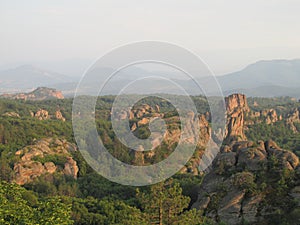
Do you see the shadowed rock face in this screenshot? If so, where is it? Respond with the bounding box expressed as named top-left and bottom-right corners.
top-left (192, 140), bottom-right (299, 225)
top-left (224, 94), bottom-right (250, 143)
top-left (13, 138), bottom-right (78, 185)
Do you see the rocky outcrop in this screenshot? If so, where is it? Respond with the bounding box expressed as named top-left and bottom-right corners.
top-left (286, 108), bottom-right (300, 133)
top-left (218, 189), bottom-right (246, 224)
top-left (63, 157), bottom-right (79, 178)
top-left (262, 109), bottom-right (279, 124)
top-left (247, 108), bottom-right (282, 125)
top-left (55, 110), bottom-right (66, 121)
top-left (115, 103), bottom-right (215, 174)
top-left (33, 109), bottom-right (49, 120)
top-left (225, 94), bottom-right (249, 143)
top-left (115, 104), bottom-right (162, 121)
top-left (1, 87), bottom-right (64, 101)
top-left (31, 109), bottom-right (66, 121)
top-left (2, 112), bottom-right (20, 118)
top-left (192, 140), bottom-right (299, 225)
top-left (13, 138), bottom-right (78, 185)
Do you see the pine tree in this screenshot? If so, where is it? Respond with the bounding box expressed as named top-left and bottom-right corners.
top-left (137, 179), bottom-right (210, 225)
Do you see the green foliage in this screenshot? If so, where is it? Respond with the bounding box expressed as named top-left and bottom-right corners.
top-left (0, 181), bottom-right (73, 225)
top-left (172, 174), bottom-right (203, 206)
top-left (247, 96), bottom-right (299, 111)
top-left (246, 121), bottom-right (300, 155)
top-left (32, 154), bottom-right (67, 167)
top-left (78, 173), bottom-right (137, 205)
top-left (24, 173), bottom-right (80, 197)
top-left (137, 179), bottom-right (210, 225)
top-left (233, 172), bottom-right (257, 195)
top-left (71, 197), bottom-right (146, 225)
top-left (2, 96), bottom-right (300, 224)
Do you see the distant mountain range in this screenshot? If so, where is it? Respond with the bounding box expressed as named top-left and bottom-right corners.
top-left (0, 59), bottom-right (300, 97)
top-left (216, 59), bottom-right (300, 97)
top-left (0, 65), bottom-right (75, 93)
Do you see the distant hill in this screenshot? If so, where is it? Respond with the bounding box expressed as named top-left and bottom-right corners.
top-left (218, 59), bottom-right (300, 89)
top-left (0, 87), bottom-right (64, 101)
top-left (195, 59), bottom-right (300, 97)
top-left (1, 59), bottom-right (300, 97)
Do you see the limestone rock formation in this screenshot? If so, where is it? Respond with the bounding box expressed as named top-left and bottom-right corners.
top-left (13, 138), bottom-right (78, 185)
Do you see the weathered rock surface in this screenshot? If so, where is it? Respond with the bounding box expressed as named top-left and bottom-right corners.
top-left (192, 140), bottom-right (300, 225)
top-left (115, 103), bottom-right (217, 174)
top-left (33, 109), bottom-right (49, 120)
top-left (13, 138), bottom-right (78, 185)
top-left (286, 108), bottom-right (300, 133)
top-left (31, 109), bottom-right (66, 121)
top-left (225, 94), bottom-right (249, 143)
top-left (55, 110), bottom-right (66, 121)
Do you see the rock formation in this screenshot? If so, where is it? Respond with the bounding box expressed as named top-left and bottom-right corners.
top-left (286, 108), bottom-right (300, 133)
top-left (33, 109), bottom-right (49, 120)
top-left (263, 109), bottom-right (279, 124)
top-left (13, 138), bottom-right (78, 185)
top-left (192, 140), bottom-right (299, 224)
top-left (248, 109), bottom-right (282, 125)
top-left (31, 109), bottom-right (66, 121)
top-left (224, 94), bottom-right (249, 143)
top-left (2, 112), bottom-right (20, 118)
top-left (1, 87), bottom-right (64, 101)
top-left (114, 103), bottom-right (215, 174)
top-left (55, 110), bottom-right (66, 121)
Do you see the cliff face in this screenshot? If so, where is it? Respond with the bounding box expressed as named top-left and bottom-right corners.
top-left (192, 140), bottom-right (300, 225)
top-left (191, 94), bottom-right (300, 224)
top-left (13, 138), bottom-right (78, 185)
top-left (224, 94), bottom-right (249, 143)
top-left (1, 87), bottom-right (64, 101)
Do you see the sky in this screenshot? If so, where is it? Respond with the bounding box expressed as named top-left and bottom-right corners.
top-left (0, 0), bottom-right (300, 76)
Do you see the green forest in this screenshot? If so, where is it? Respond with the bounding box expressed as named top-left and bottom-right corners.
top-left (0, 96), bottom-right (300, 224)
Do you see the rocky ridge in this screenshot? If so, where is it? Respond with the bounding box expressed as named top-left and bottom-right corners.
top-left (13, 138), bottom-right (78, 185)
top-left (192, 94), bottom-right (300, 224)
top-left (1, 87), bottom-right (64, 101)
top-left (192, 139), bottom-right (300, 224)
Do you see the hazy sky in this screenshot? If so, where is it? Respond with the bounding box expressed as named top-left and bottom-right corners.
top-left (1, 0), bottom-right (300, 75)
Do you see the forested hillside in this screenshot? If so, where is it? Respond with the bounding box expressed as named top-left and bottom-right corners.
top-left (0, 94), bottom-right (300, 224)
